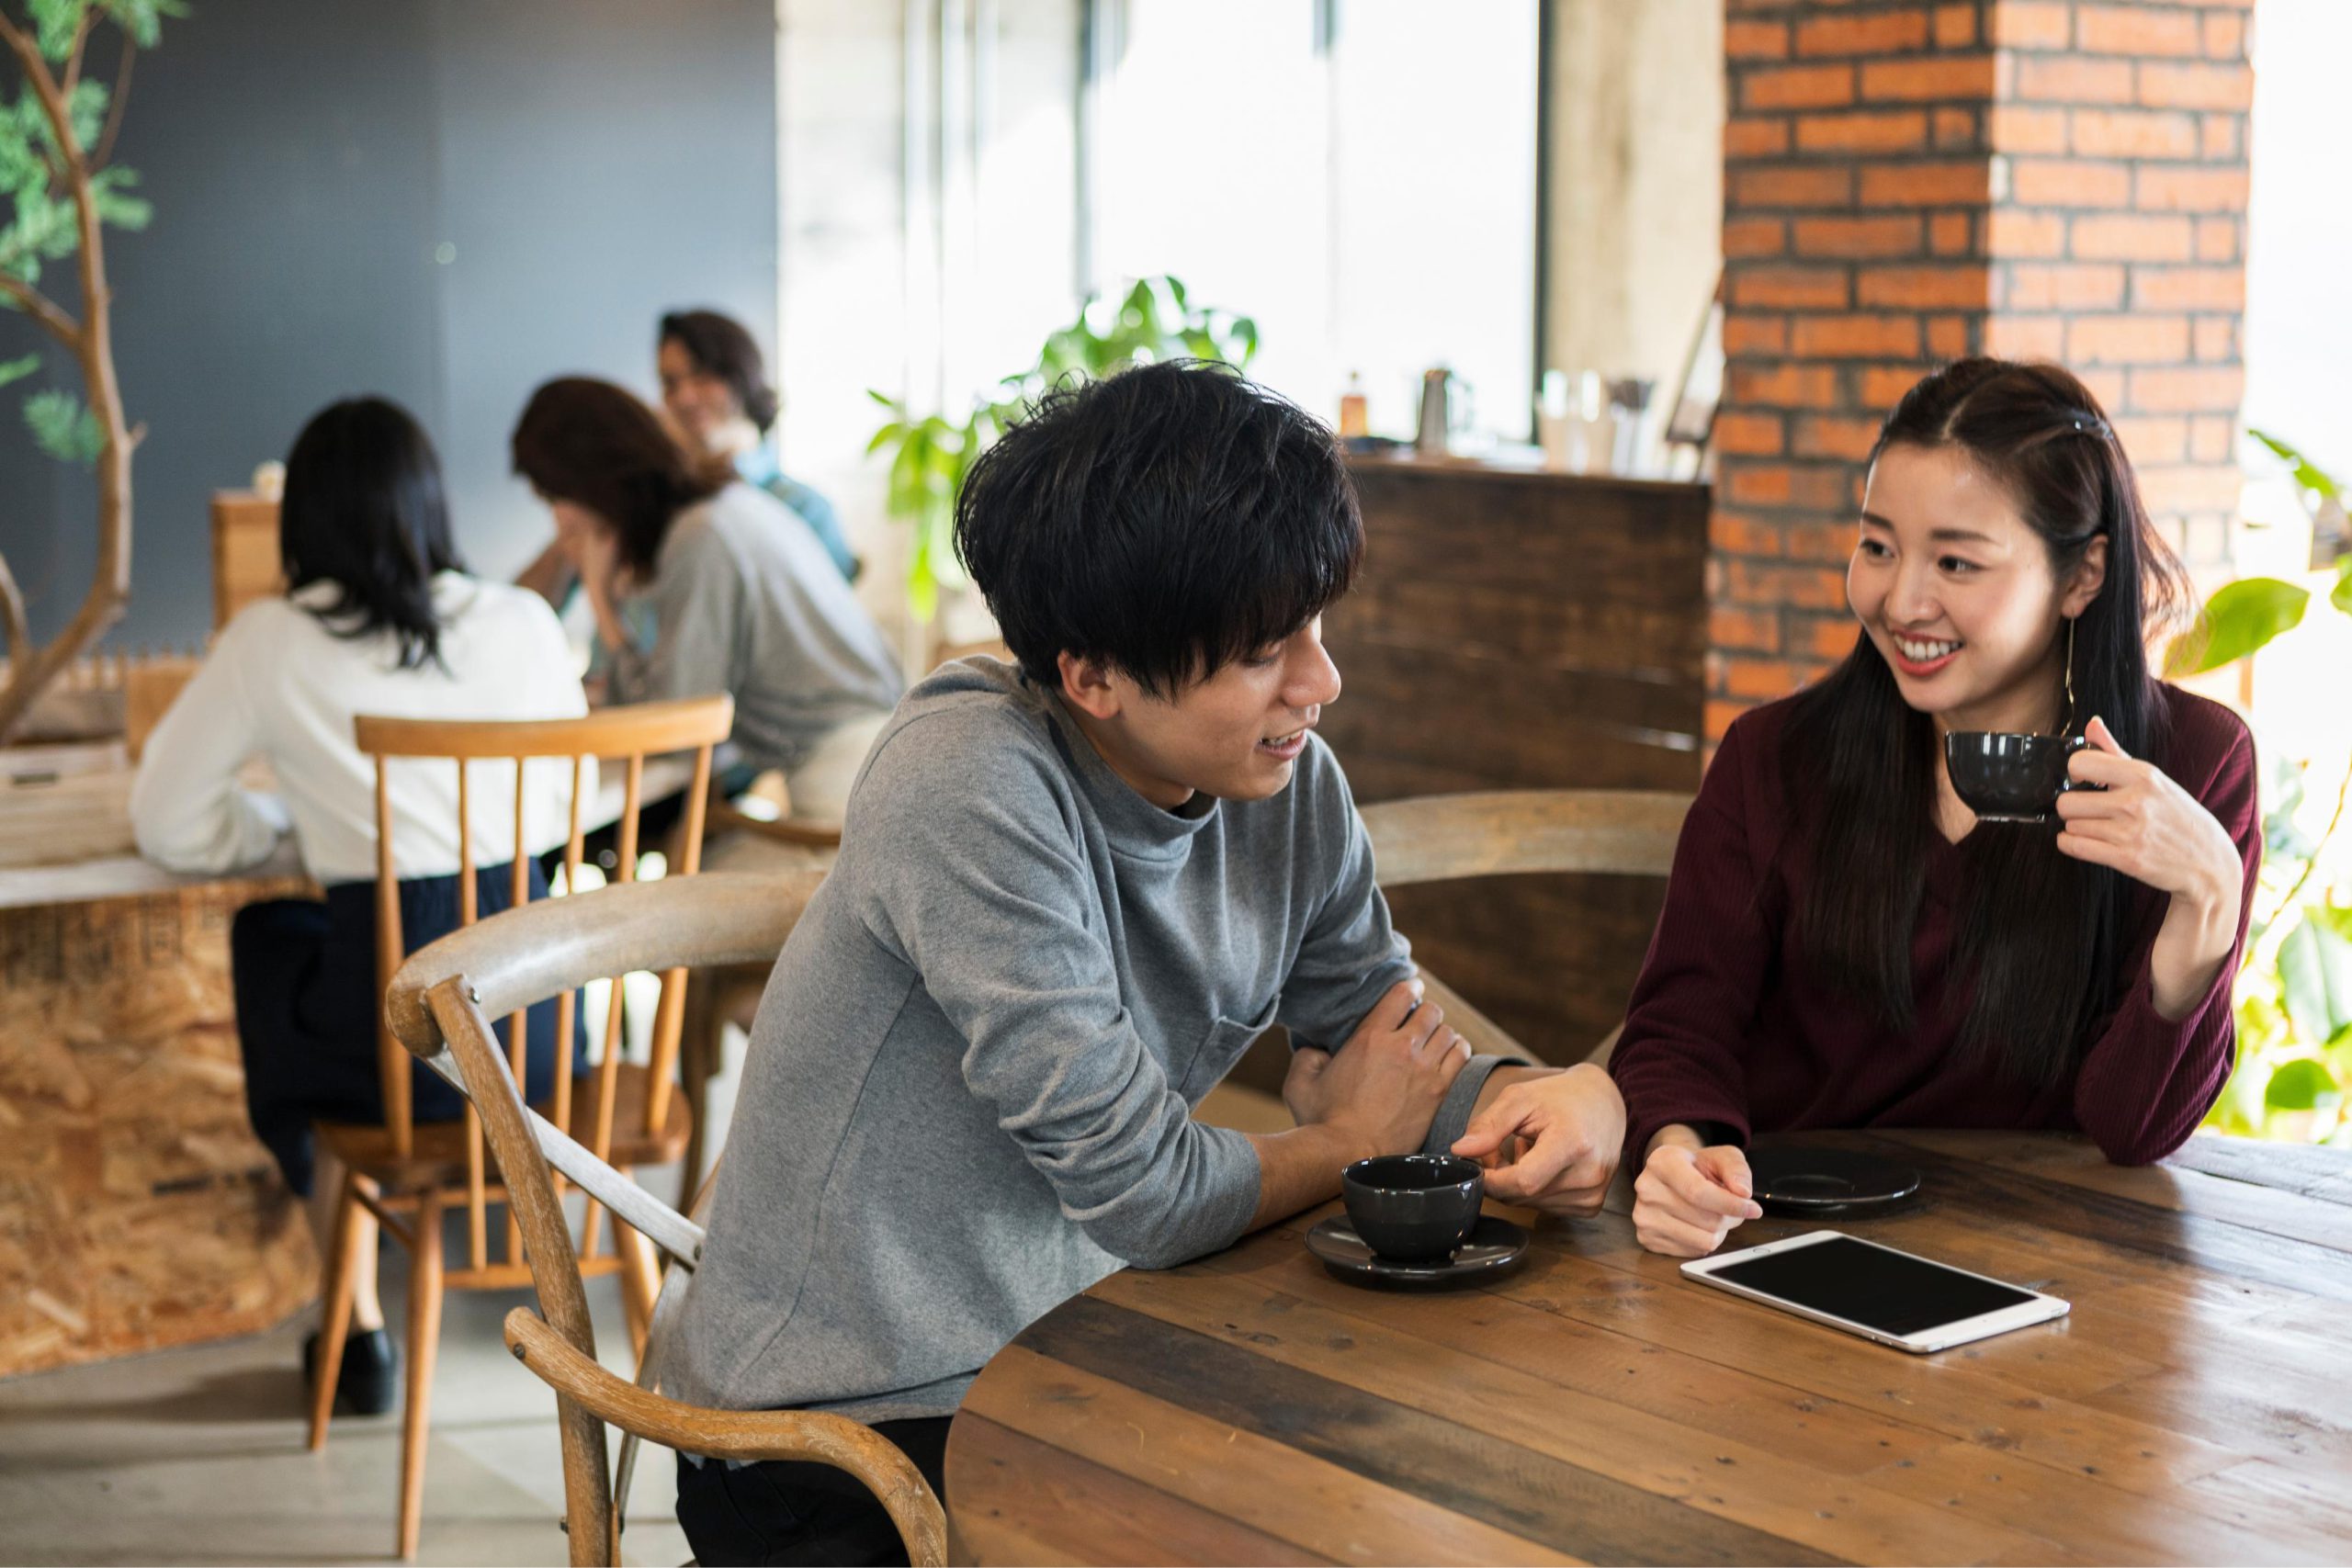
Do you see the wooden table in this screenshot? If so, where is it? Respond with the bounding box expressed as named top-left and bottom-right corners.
top-left (946, 1129), bottom-right (2352, 1565)
top-left (1, 747), bottom-right (316, 1378)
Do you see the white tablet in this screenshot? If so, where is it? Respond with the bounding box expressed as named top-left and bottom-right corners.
top-left (1681, 1230), bottom-right (2069, 1353)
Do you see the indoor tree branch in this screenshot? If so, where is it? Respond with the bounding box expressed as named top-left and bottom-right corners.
top-left (0, 1), bottom-right (135, 742)
top-left (58, 7), bottom-right (93, 102)
top-left (0, 269), bottom-right (83, 347)
top-left (0, 550), bottom-right (30, 670)
top-left (90, 38), bottom-right (132, 170)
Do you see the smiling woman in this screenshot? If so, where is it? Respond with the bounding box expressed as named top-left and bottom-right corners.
top-left (1608, 358), bottom-right (2263, 1261)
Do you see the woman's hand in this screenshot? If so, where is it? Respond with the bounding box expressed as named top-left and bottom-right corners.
top-left (2057, 716), bottom-right (2239, 905)
top-left (2058, 716), bottom-right (2243, 1018)
top-left (1632, 1125), bottom-right (1761, 1258)
top-left (1451, 1064), bottom-right (1624, 1216)
top-left (1283, 979), bottom-right (1468, 1159)
top-left (558, 520), bottom-right (636, 657)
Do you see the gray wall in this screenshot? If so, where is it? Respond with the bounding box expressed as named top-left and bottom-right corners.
top-left (0, 0), bottom-right (779, 651)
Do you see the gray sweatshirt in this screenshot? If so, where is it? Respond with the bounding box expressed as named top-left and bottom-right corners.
top-left (670, 659), bottom-right (1510, 1424)
top-left (608, 481), bottom-right (902, 774)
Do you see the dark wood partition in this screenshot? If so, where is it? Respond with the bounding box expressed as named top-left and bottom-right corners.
top-left (1322, 456), bottom-right (1709, 1066)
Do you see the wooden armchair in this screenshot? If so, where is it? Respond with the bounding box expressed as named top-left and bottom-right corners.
top-left (384, 873), bottom-right (946, 1567)
top-left (315, 696), bottom-right (732, 1560)
top-left (1200, 788), bottom-right (1690, 1133)
top-left (1358, 788), bottom-right (1691, 1067)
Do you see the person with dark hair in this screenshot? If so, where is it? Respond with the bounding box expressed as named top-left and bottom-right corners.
top-left (666, 361), bottom-right (1627, 1562)
top-left (130, 396), bottom-right (589, 1410)
top-left (510, 376), bottom-right (901, 822)
top-left (658, 306), bottom-right (858, 581)
top-left (1611, 358), bottom-right (2260, 1260)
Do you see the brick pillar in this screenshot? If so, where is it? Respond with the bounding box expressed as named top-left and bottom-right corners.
top-left (1709, 0), bottom-right (2253, 741)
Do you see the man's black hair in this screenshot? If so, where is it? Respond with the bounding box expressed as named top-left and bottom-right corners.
top-left (955, 359), bottom-right (1362, 697)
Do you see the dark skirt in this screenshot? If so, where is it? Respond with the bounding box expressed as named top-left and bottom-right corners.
top-left (231, 863), bottom-right (581, 1197)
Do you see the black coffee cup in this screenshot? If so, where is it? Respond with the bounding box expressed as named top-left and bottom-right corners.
top-left (1944, 731), bottom-right (2089, 823)
top-left (1340, 1154), bottom-right (1483, 1264)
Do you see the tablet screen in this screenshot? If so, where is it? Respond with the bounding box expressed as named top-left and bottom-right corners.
top-left (1710, 1235), bottom-right (2037, 1335)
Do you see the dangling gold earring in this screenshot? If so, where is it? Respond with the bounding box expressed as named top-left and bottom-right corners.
top-left (2060, 616), bottom-right (2077, 736)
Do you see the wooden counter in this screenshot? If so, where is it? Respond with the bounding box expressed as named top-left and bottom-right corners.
top-left (1325, 456), bottom-right (1708, 1065)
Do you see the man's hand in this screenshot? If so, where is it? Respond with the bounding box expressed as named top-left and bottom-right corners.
top-left (1283, 978), bottom-right (1468, 1159)
top-left (1632, 1125), bottom-right (1760, 1257)
top-left (1451, 1064), bottom-right (1624, 1216)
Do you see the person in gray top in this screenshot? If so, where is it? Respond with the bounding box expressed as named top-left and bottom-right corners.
top-left (669, 362), bottom-right (1626, 1565)
top-left (511, 377), bottom-right (902, 818)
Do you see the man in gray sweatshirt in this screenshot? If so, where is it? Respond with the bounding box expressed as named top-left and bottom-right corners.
top-left (672, 361), bottom-right (1627, 1563)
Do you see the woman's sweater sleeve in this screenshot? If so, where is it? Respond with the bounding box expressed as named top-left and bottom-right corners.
top-left (2069, 715), bottom-right (2261, 1165)
top-left (1608, 718), bottom-right (1778, 1169)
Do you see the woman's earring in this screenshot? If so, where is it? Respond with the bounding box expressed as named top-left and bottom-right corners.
top-left (2061, 616), bottom-right (2077, 736)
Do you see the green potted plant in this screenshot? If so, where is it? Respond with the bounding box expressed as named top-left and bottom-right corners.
top-left (866, 274), bottom-right (1258, 623)
top-left (2172, 432), bottom-right (2352, 1144)
top-left (0, 0), bottom-right (179, 741)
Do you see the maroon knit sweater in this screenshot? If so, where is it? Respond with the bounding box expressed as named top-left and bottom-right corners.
top-left (1610, 682), bottom-right (2259, 1170)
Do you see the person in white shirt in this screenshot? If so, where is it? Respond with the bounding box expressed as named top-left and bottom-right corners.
top-left (130, 397), bottom-right (591, 1414)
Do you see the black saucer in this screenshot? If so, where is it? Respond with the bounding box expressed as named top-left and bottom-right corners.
top-left (1305, 1213), bottom-right (1530, 1289)
top-left (1746, 1145), bottom-right (1921, 1216)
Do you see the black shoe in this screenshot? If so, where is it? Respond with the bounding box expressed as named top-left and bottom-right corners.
top-left (303, 1326), bottom-right (399, 1416)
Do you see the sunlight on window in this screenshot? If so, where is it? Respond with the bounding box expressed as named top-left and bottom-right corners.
top-left (1089, 0), bottom-right (1535, 439)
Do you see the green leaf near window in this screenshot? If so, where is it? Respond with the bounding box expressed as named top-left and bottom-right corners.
top-left (2166, 576), bottom-right (2311, 676)
top-left (2265, 1057), bottom-right (2342, 1114)
top-left (866, 274), bottom-right (1259, 620)
top-left (2335, 555), bottom-right (2352, 617)
top-left (2278, 908), bottom-right (2352, 1054)
top-left (2251, 427), bottom-right (2345, 506)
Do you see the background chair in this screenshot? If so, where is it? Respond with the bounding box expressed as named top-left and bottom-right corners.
top-left (311, 695), bottom-right (733, 1560)
top-left (1198, 788), bottom-right (1690, 1132)
top-left (383, 872), bottom-right (947, 1567)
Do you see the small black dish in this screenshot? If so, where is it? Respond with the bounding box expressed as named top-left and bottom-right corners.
top-left (1340, 1153), bottom-right (1484, 1263)
top-left (1306, 1213), bottom-right (1530, 1290)
top-left (1746, 1145), bottom-right (1922, 1216)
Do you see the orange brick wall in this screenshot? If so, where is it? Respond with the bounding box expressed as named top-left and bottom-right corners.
top-left (1710, 0), bottom-right (2252, 741)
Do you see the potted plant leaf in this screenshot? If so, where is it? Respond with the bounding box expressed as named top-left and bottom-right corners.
top-left (866, 275), bottom-right (1258, 626)
top-left (2174, 431), bottom-right (2352, 1144)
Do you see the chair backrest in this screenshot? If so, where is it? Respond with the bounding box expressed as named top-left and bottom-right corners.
top-left (1358, 788), bottom-right (1690, 886)
top-left (1359, 788), bottom-right (1692, 1068)
top-left (352, 695), bottom-right (733, 1271)
top-left (385, 872), bottom-right (831, 1561)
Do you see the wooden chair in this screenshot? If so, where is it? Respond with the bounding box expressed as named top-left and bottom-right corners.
top-left (1358, 788), bottom-right (1691, 1067)
top-left (310, 695), bottom-right (734, 1560)
top-left (382, 872), bottom-right (947, 1567)
top-left (1200, 788), bottom-right (1691, 1132)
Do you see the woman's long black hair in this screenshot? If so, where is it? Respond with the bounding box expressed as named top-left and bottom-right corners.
top-left (279, 397), bottom-right (466, 671)
top-left (1781, 358), bottom-right (2191, 1089)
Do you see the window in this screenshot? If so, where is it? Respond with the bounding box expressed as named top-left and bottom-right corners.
top-left (1083, 0), bottom-right (1539, 440)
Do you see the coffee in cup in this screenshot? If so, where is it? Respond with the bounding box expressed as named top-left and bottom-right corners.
top-left (1340, 1154), bottom-right (1483, 1264)
top-left (1943, 730), bottom-right (2088, 824)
